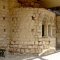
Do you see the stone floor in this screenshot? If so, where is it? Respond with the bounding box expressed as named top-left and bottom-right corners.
top-left (0, 51), bottom-right (60, 60)
top-left (0, 54), bottom-right (45, 60)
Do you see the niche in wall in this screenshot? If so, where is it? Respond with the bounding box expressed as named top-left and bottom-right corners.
top-left (3, 6), bottom-right (5, 9)
top-left (3, 17), bottom-right (5, 20)
top-left (12, 29), bottom-right (14, 32)
top-left (32, 16), bottom-right (35, 20)
top-left (12, 17), bottom-right (14, 21)
top-left (4, 29), bottom-right (6, 32)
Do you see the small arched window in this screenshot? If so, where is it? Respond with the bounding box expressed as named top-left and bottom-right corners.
top-left (42, 20), bottom-right (47, 37)
top-left (42, 20), bottom-right (52, 37)
top-left (42, 24), bottom-right (44, 36)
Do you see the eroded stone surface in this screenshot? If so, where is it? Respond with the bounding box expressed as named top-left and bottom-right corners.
top-left (0, 0), bottom-right (56, 54)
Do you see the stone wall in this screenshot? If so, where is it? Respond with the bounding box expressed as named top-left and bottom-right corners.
top-left (9, 8), bottom-right (56, 54)
top-left (0, 0), bottom-right (56, 54)
top-left (0, 0), bottom-right (10, 51)
top-left (56, 16), bottom-right (60, 49)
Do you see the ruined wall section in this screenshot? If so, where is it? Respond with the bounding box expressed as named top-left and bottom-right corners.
top-left (0, 0), bottom-right (10, 51)
top-left (9, 8), bottom-right (56, 54)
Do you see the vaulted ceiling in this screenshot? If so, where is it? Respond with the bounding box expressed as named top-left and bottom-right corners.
top-left (41, 0), bottom-right (60, 8)
top-left (18, 0), bottom-right (60, 8)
